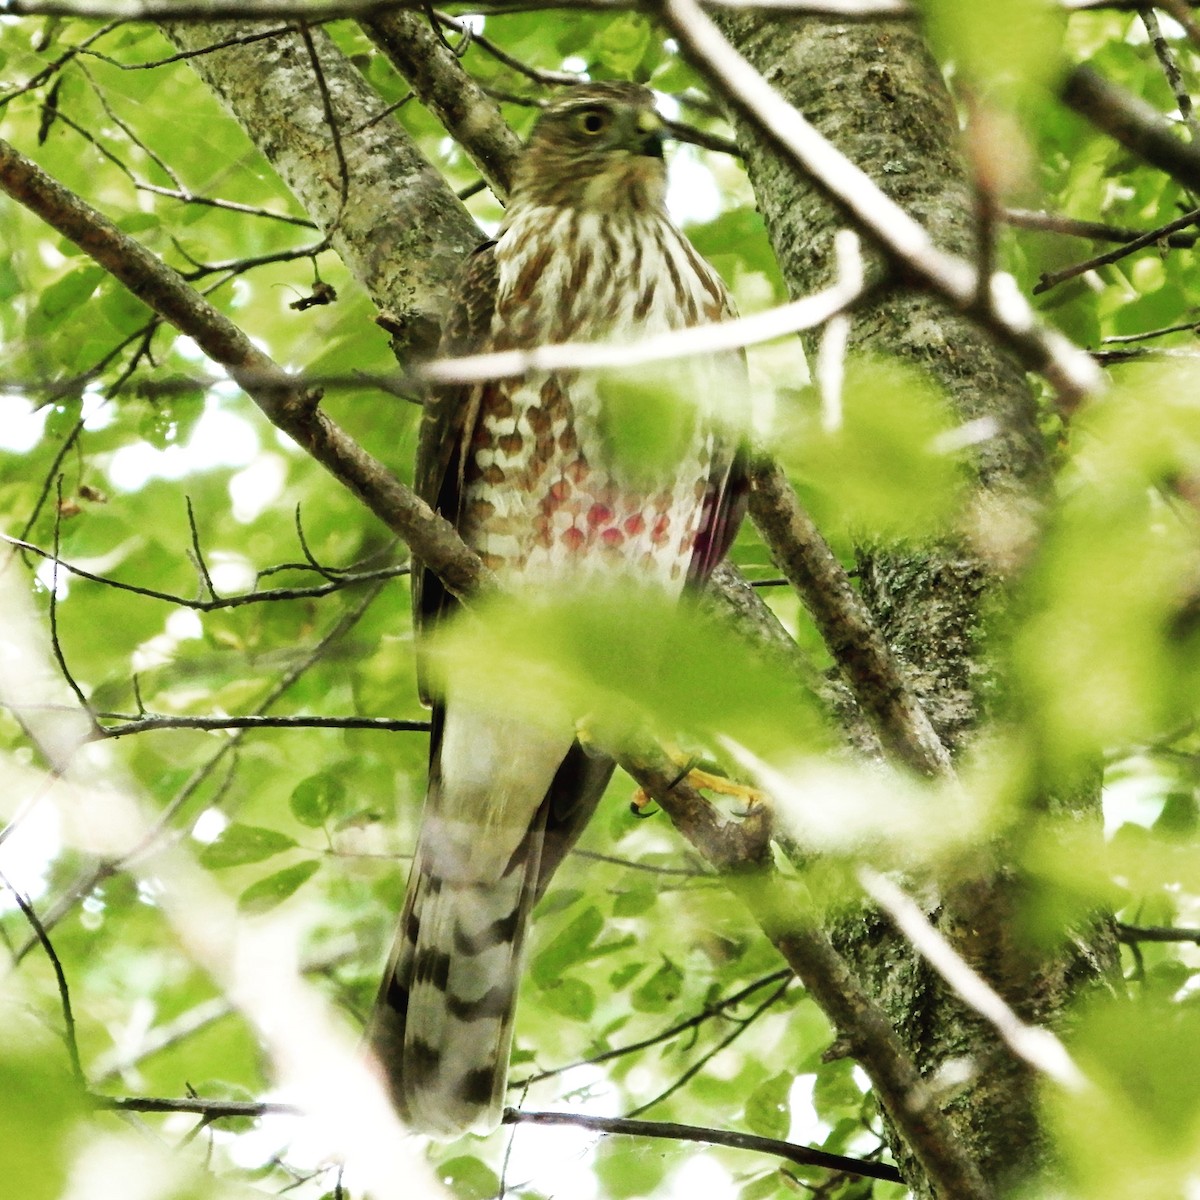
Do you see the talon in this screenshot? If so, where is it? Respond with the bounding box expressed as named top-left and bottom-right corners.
top-left (629, 787), bottom-right (656, 817)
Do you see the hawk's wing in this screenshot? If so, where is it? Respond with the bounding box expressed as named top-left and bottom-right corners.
top-left (412, 238), bottom-right (498, 704)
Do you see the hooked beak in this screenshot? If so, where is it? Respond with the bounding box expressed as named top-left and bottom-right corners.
top-left (635, 108), bottom-right (665, 159)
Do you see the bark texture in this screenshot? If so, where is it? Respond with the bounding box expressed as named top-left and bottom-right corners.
top-left (715, 14), bottom-right (1119, 1196)
top-left (162, 21), bottom-right (479, 358)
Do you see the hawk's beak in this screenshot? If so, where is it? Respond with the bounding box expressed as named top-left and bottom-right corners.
top-left (635, 109), bottom-right (665, 159)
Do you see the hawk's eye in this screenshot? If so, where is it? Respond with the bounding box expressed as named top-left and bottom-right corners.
top-left (576, 108), bottom-right (611, 136)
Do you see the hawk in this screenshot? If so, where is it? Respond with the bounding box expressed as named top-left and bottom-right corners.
top-left (368, 82), bottom-right (748, 1138)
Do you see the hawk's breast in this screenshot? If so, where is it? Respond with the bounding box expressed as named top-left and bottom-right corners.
top-left (461, 205), bottom-right (734, 592)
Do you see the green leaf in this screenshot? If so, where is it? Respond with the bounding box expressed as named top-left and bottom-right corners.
top-left (539, 976), bottom-right (597, 1021)
top-left (778, 356), bottom-right (964, 541)
top-left (744, 1070), bottom-right (792, 1140)
top-left (290, 771), bottom-right (347, 828)
top-left (28, 266), bottom-right (104, 334)
top-left (238, 860), bottom-right (320, 914)
top-left (740, 1173), bottom-right (785, 1200)
top-left (630, 957), bottom-right (683, 1013)
top-left (812, 1059), bottom-right (863, 1122)
top-left (430, 586), bottom-right (826, 761)
top-left (612, 886), bottom-right (656, 917)
top-left (437, 1156), bottom-right (501, 1200)
top-left (531, 905), bottom-right (604, 986)
top-left (199, 823), bottom-right (297, 869)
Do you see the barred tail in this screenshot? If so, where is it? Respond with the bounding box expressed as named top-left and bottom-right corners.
top-left (367, 705), bottom-right (614, 1139)
top-left (368, 814), bottom-right (546, 1138)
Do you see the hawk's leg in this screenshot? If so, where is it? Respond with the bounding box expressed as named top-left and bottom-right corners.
top-left (629, 747), bottom-right (765, 813)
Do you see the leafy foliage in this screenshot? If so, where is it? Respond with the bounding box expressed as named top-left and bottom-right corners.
top-left (2, 5), bottom-right (1200, 1200)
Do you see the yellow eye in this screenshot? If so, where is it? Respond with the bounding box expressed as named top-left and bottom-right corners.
top-left (577, 108), bottom-right (610, 136)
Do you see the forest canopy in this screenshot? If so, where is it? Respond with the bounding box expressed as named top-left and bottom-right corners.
top-left (3, 3), bottom-right (1200, 1199)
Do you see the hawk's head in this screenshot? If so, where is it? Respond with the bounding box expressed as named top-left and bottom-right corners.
top-left (510, 83), bottom-right (668, 214)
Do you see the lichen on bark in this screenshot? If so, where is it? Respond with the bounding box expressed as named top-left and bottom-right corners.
top-left (715, 13), bottom-right (1119, 1195)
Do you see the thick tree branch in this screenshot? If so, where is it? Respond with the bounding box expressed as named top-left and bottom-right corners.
top-left (0, 135), bottom-right (488, 603)
top-left (1063, 64), bottom-right (1200, 194)
top-left (362, 8), bottom-right (521, 200)
top-left (748, 459), bottom-right (952, 777)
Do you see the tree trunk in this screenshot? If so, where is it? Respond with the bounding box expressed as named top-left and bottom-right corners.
top-left (715, 15), bottom-right (1119, 1195)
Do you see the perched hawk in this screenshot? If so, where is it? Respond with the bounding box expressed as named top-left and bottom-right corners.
top-left (369, 82), bottom-right (747, 1138)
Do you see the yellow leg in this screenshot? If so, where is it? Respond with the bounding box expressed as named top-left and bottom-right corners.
top-left (629, 755), bottom-right (764, 812)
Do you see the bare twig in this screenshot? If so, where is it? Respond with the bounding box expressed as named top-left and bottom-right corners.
top-left (1116, 922), bottom-right (1200, 943)
top-left (625, 977), bottom-right (791, 1116)
top-left (1034, 204), bottom-right (1200, 293)
top-left (1140, 7), bottom-right (1200, 141)
top-left (93, 1094), bottom-right (302, 1118)
top-left (85, 713), bottom-right (431, 740)
top-left (0, 871), bottom-right (84, 1084)
top-left (502, 1109), bottom-right (904, 1184)
top-left (1005, 206), bottom-right (1200, 246)
top-left (0, 533), bottom-right (410, 610)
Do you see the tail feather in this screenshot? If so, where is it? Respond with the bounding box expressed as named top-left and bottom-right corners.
top-left (367, 715), bottom-right (615, 1139)
top-left (371, 822), bottom-right (544, 1137)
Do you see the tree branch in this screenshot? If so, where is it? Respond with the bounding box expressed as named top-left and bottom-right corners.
top-left (362, 7), bottom-right (521, 200)
top-left (663, 0), bottom-right (1102, 407)
top-left (619, 753), bottom-right (996, 1200)
top-left (747, 459), bottom-right (952, 777)
top-left (1062, 64), bottom-right (1200, 194)
top-left (502, 1109), bottom-right (905, 1184)
top-left (0, 134), bottom-right (488, 604)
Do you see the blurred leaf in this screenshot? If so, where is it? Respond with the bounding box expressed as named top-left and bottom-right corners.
top-left (531, 905), bottom-right (604, 986)
top-left (28, 265), bottom-right (105, 335)
top-left (199, 823), bottom-right (297, 869)
top-left (630, 956), bottom-right (683, 1013)
top-left (745, 1070), bottom-right (792, 1139)
top-left (438, 1156), bottom-right (501, 1200)
top-left (430, 586), bottom-right (826, 760)
top-left (238, 859), bottom-right (320, 914)
top-left (290, 770), bottom-right (347, 828)
top-left (777, 356), bottom-right (965, 541)
top-left (923, 0), bottom-right (1065, 96)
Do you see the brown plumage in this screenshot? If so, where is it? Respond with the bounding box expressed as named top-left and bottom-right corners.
top-left (367, 82), bottom-right (748, 1138)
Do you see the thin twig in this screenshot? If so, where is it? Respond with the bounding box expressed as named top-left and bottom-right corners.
top-left (85, 713), bottom-right (431, 740)
top-left (1140, 6), bottom-right (1200, 141)
top-left (0, 533), bottom-right (410, 610)
top-left (503, 1109), bottom-right (903, 1183)
top-left (1034, 204), bottom-right (1200, 293)
top-left (515, 969), bottom-right (791, 1088)
top-left (0, 871), bottom-right (85, 1084)
top-left (1116, 922), bottom-right (1200, 943)
top-left (625, 977), bottom-right (791, 1116)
